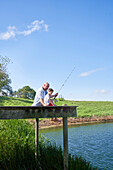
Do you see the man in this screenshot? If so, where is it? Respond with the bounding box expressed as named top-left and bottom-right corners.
top-left (32, 82), bottom-right (58, 106)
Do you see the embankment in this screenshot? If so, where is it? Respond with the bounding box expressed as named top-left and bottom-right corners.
top-left (29, 115), bottom-right (113, 129)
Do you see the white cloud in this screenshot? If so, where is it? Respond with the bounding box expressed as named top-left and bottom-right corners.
top-left (0, 20), bottom-right (48, 40)
top-left (44, 24), bottom-right (49, 32)
top-left (0, 26), bottom-right (16, 40)
top-left (79, 68), bottom-right (105, 77)
top-left (94, 89), bottom-right (110, 94)
top-left (18, 20), bottom-right (48, 36)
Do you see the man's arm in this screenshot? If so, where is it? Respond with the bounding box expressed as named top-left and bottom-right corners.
top-left (39, 98), bottom-right (48, 106)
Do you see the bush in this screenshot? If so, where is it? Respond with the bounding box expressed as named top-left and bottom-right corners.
top-left (0, 120), bottom-right (37, 170)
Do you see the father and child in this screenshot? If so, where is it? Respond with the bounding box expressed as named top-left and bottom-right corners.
top-left (32, 82), bottom-right (61, 122)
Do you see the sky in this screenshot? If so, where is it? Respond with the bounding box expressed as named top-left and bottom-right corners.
top-left (0, 0), bottom-right (113, 101)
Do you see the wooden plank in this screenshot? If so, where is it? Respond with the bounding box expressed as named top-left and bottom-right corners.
top-left (63, 117), bottom-right (68, 170)
top-left (0, 106), bottom-right (77, 119)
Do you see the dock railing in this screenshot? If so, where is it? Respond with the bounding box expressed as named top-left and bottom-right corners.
top-left (0, 105), bottom-right (77, 170)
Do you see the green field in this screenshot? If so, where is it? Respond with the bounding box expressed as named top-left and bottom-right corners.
top-left (56, 100), bottom-right (113, 117)
top-left (0, 96), bottom-right (33, 106)
top-left (0, 96), bottom-right (113, 117)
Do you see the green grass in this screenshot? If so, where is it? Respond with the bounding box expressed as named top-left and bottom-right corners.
top-left (0, 96), bottom-right (33, 106)
top-left (55, 99), bottom-right (113, 117)
top-left (0, 119), bottom-right (37, 169)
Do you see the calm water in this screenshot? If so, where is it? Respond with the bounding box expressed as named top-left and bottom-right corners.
top-left (40, 122), bottom-right (113, 170)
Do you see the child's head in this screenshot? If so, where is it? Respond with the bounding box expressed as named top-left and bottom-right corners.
top-left (48, 88), bottom-right (54, 95)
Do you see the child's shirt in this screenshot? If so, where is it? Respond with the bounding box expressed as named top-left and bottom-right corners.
top-left (44, 94), bottom-right (50, 105)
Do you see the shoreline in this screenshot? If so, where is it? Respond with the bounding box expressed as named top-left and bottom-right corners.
top-left (29, 115), bottom-right (113, 130)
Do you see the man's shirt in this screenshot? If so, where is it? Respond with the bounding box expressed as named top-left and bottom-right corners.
top-left (32, 87), bottom-right (47, 106)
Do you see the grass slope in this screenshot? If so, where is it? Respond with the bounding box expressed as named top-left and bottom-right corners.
top-left (0, 96), bottom-right (33, 106)
top-left (56, 100), bottom-right (113, 117)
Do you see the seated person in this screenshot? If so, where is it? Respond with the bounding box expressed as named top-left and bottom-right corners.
top-left (44, 88), bottom-right (54, 106)
top-left (32, 82), bottom-right (49, 106)
top-left (44, 88), bottom-right (61, 122)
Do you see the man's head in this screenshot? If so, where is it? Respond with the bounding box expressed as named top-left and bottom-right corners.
top-left (43, 82), bottom-right (49, 91)
top-left (48, 88), bottom-right (54, 95)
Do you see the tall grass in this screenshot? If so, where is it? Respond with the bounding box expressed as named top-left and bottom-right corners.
top-left (39, 142), bottom-right (96, 170)
top-left (0, 119), bottom-right (37, 169)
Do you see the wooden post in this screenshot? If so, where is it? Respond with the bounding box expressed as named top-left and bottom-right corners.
top-left (63, 117), bottom-right (68, 170)
top-left (35, 118), bottom-right (39, 160)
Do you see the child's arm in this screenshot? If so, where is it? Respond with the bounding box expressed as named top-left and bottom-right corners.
top-left (50, 93), bottom-right (58, 98)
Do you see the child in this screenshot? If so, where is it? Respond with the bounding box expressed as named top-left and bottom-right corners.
top-left (44, 88), bottom-right (54, 106)
top-left (44, 88), bottom-right (61, 122)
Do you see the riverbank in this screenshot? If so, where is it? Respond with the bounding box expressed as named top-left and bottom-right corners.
top-left (29, 115), bottom-right (113, 129)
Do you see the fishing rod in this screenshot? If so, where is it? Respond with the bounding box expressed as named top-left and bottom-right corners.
top-left (54, 66), bottom-right (76, 100)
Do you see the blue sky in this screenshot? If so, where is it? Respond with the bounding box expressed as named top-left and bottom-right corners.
top-left (0, 0), bottom-right (113, 101)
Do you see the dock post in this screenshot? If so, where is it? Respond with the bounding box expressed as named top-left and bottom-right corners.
top-left (63, 117), bottom-right (68, 170)
top-left (35, 118), bottom-right (39, 160)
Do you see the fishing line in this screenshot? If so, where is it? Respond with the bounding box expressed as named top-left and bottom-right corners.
top-left (54, 66), bottom-right (76, 101)
top-left (57, 66), bottom-right (76, 94)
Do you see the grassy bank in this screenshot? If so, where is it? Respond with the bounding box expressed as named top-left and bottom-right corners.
top-left (55, 99), bottom-right (113, 117)
top-left (0, 96), bottom-right (33, 106)
top-left (0, 119), bottom-right (97, 170)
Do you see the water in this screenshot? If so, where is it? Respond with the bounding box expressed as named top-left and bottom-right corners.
top-left (40, 122), bottom-right (113, 170)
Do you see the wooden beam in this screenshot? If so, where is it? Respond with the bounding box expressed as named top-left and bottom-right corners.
top-left (0, 106), bottom-right (77, 119)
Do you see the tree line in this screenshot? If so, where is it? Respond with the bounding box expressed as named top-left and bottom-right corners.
top-left (0, 55), bottom-right (36, 100)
